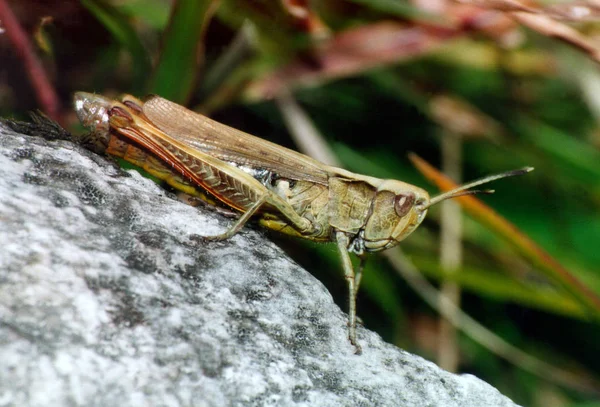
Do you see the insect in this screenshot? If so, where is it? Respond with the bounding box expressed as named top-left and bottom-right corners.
top-left (74, 92), bottom-right (532, 354)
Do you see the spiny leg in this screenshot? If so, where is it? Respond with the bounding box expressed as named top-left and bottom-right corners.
top-left (202, 195), bottom-right (268, 241)
top-left (354, 253), bottom-right (368, 298)
top-left (336, 232), bottom-right (362, 354)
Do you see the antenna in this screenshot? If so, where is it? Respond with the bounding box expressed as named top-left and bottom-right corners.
top-left (422, 167), bottom-right (534, 210)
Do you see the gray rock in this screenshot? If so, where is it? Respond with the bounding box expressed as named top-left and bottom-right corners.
top-left (0, 123), bottom-right (520, 407)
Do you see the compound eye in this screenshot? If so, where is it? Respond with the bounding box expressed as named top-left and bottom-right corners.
top-left (394, 192), bottom-right (415, 217)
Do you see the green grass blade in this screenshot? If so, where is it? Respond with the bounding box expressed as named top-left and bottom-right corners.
top-left (412, 255), bottom-right (588, 319)
top-left (80, 0), bottom-right (151, 92)
top-left (148, 0), bottom-right (219, 103)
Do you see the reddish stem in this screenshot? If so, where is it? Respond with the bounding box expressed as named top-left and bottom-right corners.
top-left (0, 0), bottom-right (61, 121)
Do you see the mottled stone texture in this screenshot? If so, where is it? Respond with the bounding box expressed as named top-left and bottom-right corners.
top-left (0, 124), bottom-right (520, 407)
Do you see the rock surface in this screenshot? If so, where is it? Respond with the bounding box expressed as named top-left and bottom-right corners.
top-left (0, 123), bottom-right (520, 407)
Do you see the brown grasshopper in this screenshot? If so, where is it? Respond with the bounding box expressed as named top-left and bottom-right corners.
top-left (74, 92), bottom-right (532, 353)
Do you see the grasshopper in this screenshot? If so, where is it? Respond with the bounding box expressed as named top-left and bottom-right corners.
top-left (74, 92), bottom-right (532, 353)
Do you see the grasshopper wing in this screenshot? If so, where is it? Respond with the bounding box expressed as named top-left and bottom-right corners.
top-left (142, 96), bottom-right (329, 185)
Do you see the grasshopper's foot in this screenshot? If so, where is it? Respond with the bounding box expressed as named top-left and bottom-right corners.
top-left (201, 233), bottom-right (231, 242)
top-left (188, 232), bottom-right (231, 243)
top-left (188, 233), bottom-right (229, 247)
top-left (347, 321), bottom-right (363, 355)
top-left (349, 335), bottom-right (363, 355)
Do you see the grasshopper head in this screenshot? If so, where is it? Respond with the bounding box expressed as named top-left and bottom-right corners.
top-left (362, 180), bottom-right (430, 252)
top-left (362, 167), bottom-right (533, 252)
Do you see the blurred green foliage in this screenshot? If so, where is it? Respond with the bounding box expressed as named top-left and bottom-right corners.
top-left (1, 0), bottom-right (599, 405)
